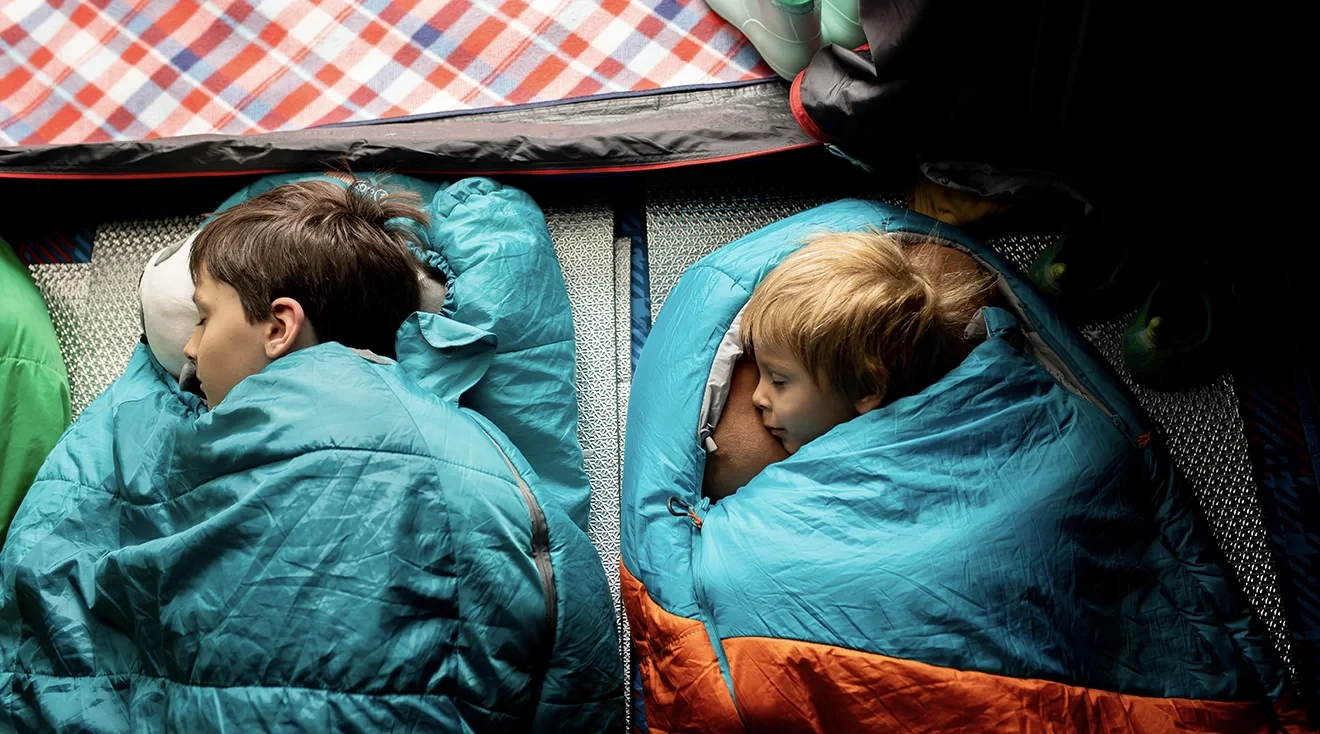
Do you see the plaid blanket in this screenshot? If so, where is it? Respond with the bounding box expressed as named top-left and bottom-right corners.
top-left (0, 0), bottom-right (772, 146)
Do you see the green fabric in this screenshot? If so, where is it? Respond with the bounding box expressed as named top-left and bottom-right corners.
top-left (0, 238), bottom-right (70, 542)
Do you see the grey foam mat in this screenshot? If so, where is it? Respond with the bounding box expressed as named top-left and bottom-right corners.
top-left (647, 184), bottom-right (908, 324)
top-left (30, 203), bottom-right (633, 720)
top-left (646, 186), bottom-right (1295, 681)
top-left (27, 263), bottom-right (94, 413)
top-left (540, 200), bottom-right (633, 713)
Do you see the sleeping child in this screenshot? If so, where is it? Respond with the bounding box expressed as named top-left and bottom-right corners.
top-left (183, 179), bottom-right (425, 407)
top-left (702, 232), bottom-right (996, 499)
top-left (0, 176), bottom-right (623, 732)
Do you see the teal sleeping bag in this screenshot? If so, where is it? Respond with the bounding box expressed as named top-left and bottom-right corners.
top-left (0, 175), bottom-right (622, 732)
top-left (621, 200), bottom-right (1300, 731)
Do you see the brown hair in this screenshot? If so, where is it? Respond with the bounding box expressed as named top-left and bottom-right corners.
top-left (190, 179), bottom-right (427, 359)
top-left (741, 231), bottom-right (994, 407)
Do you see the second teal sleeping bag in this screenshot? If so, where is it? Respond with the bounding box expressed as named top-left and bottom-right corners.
top-left (0, 174), bottom-right (623, 732)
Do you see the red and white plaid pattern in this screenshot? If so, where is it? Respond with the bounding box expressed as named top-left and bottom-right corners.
top-left (0, 0), bottom-right (772, 146)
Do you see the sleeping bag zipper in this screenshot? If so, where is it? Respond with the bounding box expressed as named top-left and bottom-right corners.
top-left (670, 495), bottom-right (743, 715)
top-left (689, 498), bottom-right (713, 625)
top-left (474, 424), bottom-right (558, 654)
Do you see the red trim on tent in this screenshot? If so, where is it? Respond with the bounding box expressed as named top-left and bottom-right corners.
top-left (789, 70), bottom-right (836, 144)
top-left (0, 169), bottom-right (291, 181)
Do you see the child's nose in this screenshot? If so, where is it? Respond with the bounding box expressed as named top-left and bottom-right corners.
top-left (751, 380), bottom-right (770, 411)
top-left (183, 329), bottom-right (199, 361)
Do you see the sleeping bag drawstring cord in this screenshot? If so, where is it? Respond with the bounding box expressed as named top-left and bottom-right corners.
top-left (667, 497), bottom-right (703, 529)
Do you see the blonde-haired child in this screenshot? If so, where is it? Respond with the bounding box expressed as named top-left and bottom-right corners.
top-left (703, 233), bottom-right (994, 498)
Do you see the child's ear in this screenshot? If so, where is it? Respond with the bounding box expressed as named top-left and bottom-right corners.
top-left (266, 297), bottom-right (311, 358)
top-left (854, 393), bottom-right (883, 415)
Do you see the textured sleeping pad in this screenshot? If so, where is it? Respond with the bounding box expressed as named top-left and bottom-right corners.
top-left (539, 199), bottom-right (635, 713)
top-left (27, 199), bottom-right (634, 723)
top-left (31, 217), bottom-right (201, 416)
top-left (645, 183), bottom-right (1296, 686)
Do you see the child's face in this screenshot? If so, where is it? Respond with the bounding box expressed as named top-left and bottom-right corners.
top-left (183, 266), bottom-right (273, 409)
top-left (750, 344), bottom-right (859, 454)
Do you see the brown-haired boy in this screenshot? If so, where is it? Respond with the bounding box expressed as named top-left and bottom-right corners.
top-left (703, 233), bottom-right (995, 499)
top-left (184, 180), bottom-right (426, 408)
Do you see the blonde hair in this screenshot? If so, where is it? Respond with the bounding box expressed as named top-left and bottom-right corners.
top-left (741, 231), bottom-right (994, 406)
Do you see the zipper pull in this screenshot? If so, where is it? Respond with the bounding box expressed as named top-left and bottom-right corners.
top-left (667, 496), bottom-right (704, 530)
top-left (698, 423), bottom-right (718, 453)
top-left (825, 144), bottom-right (875, 173)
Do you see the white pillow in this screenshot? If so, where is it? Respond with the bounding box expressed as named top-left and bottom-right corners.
top-left (138, 230), bottom-right (198, 379)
